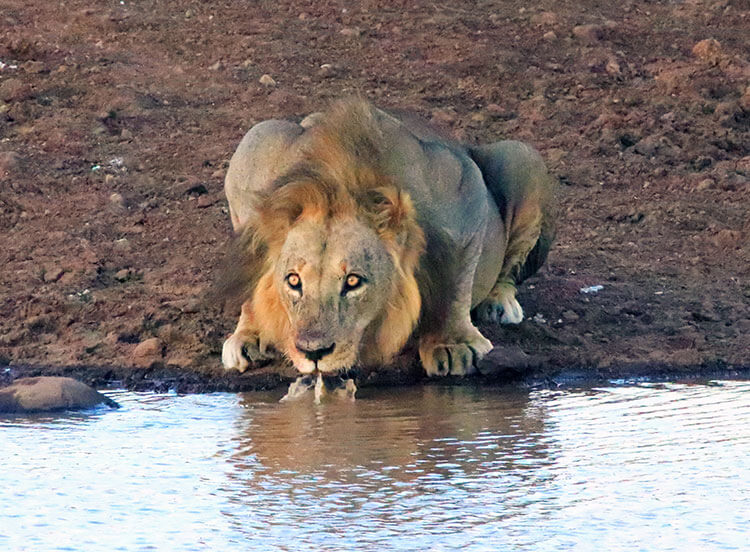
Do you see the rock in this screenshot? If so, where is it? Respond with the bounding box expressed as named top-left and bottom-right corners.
top-left (259, 74), bottom-right (276, 87)
top-left (114, 268), bottom-right (131, 282)
top-left (531, 12), bottom-right (558, 26)
top-left (477, 345), bottom-right (532, 376)
top-left (120, 128), bottom-right (133, 140)
top-left (132, 337), bottom-right (163, 367)
top-left (318, 63), bottom-right (339, 78)
top-left (0, 78), bottom-right (29, 102)
top-left (605, 57), bottom-right (622, 76)
top-left (43, 266), bottom-right (65, 283)
top-left (196, 194), bottom-right (218, 208)
top-left (0, 151), bottom-right (21, 175)
top-left (109, 192), bottom-right (127, 211)
top-left (430, 108), bottom-right (457, 126)
top-left (572, 24), bottom-right (604, 43)
top-left (634, 135), bottom-right (660, 157)
top-left (339, 27), bottom-right (360, 38)
top-left (0, 377), bottom-right (119, 413)
top-left (562, 309), bottom-right (580, 322)
top-left (543, 31), bottom-right (557, 41)
top-left (695, 178), bottom-right (715, 191)
top-left (692, 38), bottom-right (722, 65)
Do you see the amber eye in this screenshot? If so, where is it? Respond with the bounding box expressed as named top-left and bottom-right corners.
top-left (286, 273), bottom-right (301, 291)
top-left (342, 274), bottom-right (364, 295)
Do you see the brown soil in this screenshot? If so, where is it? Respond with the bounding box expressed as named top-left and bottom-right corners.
top-left (1, 0), bottom-right (748, 393)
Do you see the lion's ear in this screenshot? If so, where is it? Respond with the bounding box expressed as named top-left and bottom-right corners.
top-left (366, 186), bottom-right (425, 275)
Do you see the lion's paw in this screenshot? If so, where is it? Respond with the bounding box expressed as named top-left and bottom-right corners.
top-left (222, 333), bottom-right (275, 372)
top-left (419, 331), bottom-right (493, 377)
top-left (475, 293), bottom-right (524, 325)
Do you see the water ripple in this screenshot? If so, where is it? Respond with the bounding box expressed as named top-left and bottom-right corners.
top-left (1, 382), bottom-right (749, 551)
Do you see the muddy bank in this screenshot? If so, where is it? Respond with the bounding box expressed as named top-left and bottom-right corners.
top-left (1, 0), bottom-right (747, 386)
top-left (4, 356), bottom-right (748, 395)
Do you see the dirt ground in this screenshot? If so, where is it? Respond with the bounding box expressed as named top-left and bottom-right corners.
top-left (1, 0), bottom-right (748, 393)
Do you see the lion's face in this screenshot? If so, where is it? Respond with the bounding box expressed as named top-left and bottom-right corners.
top-left (273, 216), bottom-right (396, 374)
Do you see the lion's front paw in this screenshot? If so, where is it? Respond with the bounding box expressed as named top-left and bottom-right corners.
top-left (419, 331), bottom-right (493, 377)
top-left (221, 333), bottom-right (275, 372)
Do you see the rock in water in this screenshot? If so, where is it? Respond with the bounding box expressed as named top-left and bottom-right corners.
top-left (0, 377), bottom-right (119, 413)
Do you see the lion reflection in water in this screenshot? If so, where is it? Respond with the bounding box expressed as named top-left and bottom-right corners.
top-left (229, 387), bottom-right (549, 481)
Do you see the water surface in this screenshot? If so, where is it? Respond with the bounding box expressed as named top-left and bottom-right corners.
top-left (2, 381), bottom-right (749, 551)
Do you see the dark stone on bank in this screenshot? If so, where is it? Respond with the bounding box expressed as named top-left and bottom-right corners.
top-left (0, 376), bottom-right (119, 413)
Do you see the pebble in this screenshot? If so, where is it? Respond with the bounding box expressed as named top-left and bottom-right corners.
top-left (339, 27), bottom-right (360, 38)
top-left (543, 31), bottom-right (557, 41)
top-left (572, 24), bottom-right (604, 43)
top-left (0, 151), bottom-right (21, 175)
top-left (0, 78), bottom-right (29, 102)
top-left (695, 178), bottom-right (715, 191)
top-left (259, 74), bottom-right (276, 87)
top-left (114, 268), bottom-right (131, 282)
top-left (109, 192), bottom-right (126, 211)
top-left (531, 12), bottom-right (558, 26)
top-left (43, 267), bottom-right (65, 283)
top-left (562, 310), bottom-right (580, 322)
top-left (692, 38), bottom-right (722, 64)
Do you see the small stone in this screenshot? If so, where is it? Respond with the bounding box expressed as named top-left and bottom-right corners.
top-left (259, 74), bottom-right (276, 87)
top-left (23, 60), bottom-right (45, 73)
top-left (340, 27), bottom-right (360, 38)
top-left (695, 178), bottom-right (715, 191)
top-left (132, 337), bottom-right (163, 368)
top-left (120, 128), bottom-right (133, 140)
top-left (43, 266), bottom-right (65, 283)
top-left (196, 194), bottom-right (217, 208)
top-left (318, 63), bottom-right (338, 78)
top-left (0, 78), bottom-right (29, 102)
top-left (0, 151), bottom-right (21, 175)
top-left (109, 192), bottom-right (126, 211)
top-left (562, 310), bottom-right (580, 322)
top-left (572, 24), bottom-right (604, 43)
top-left (605, 58), bottom-right (622, 75)
top-left (430, 108), bottom-right (457, 126)
top-left (531, 12), bottom-right (558, 26)
top-left (634, 135), bottom-right (660, 157)
top-left (114, 268), bottom-right (131, 282)
top-left (543, 31), bottom-right (557, 41)
top-left (692, 38), bottom-right (722, 65)
top-left (209, 60), bottom-right (224, 71)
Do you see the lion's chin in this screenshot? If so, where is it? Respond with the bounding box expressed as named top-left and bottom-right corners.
top-left (287, 350), bottom-right (356, 376)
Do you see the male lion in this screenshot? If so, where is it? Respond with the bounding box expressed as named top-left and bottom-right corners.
top-left (221, 99), bottom-right (555, 377)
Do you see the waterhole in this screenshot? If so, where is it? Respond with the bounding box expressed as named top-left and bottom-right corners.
top-left (2, 381), bottom-right (748, 551)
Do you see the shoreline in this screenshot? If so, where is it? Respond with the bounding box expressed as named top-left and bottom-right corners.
top-left (4, 360), bottom-right (748, 395)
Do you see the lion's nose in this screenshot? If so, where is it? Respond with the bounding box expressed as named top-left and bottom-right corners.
top-left (296, 342), bottom-right (336, 362)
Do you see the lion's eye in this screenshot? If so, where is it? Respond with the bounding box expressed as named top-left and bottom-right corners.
top-left (342, 274), bottom-right (364, 295)
top-left (286, 273), bottom-right (302, 292)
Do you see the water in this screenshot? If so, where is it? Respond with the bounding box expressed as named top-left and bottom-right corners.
top-left (2, 381), bottom-right (749, 552)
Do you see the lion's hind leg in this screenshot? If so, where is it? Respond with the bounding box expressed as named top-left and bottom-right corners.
top-left (470, 140), bottom-right (555, 326)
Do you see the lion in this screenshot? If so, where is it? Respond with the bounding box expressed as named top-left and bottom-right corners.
top-left (220, 99), bottom-right (555, 377)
